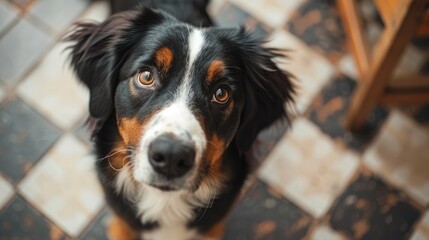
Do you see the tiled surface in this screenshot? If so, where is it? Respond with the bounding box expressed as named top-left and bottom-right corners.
top-left (78, 1), bottom-right (109, 22)
top-left (8, 0), bottom-right (36, 11)
top-left (1, 0), bottom-right (429, 239)
top-left (364, 110), bottom-right (429, 206)
top-left (0, 1), bottom-right (18, 33)
top-left (329, 172), bottom-right (421, 240)
top-left (259, 118), bottom-right (359, 218)
top-left (410, 211), bottom-right (429, 240)
top-left (0, 99), bottom-right (61, 182)
top-left (337, 54), bottom-right (358, 80)
top-left (307, 74), bottom-right (388, 152)
top-left (18, 134), bottom-right (104, 237)
top-left (0, 176), bottom-right (14, 210)
top-left (266, 30), bottom-right (335, 113)
top-left (213, 3), bottom-right (267, 35)
top-left (393, 45), bottom-right (426, 80)
top-left (79, 209), bottom-right (110, 240)
top-left (0, 196), bottom-right (68, 240)
top-left (231, 0), bottom-right (304, 29)
top-left (225, 180), bottom-right (313, 239)
top-left (286, 0), bottom-right (347, 63)
top-left (0, 18), bottom-right (52, 83)
top-left (310, 225), bottom-right (346, 240)
top-left (30, 0), bottom-right (88, 34)
top-left (17, 43), bottom-right (89, 130)
top-left (0, 86), bottom-right (5, 103)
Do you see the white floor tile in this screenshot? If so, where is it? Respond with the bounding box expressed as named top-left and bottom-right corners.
top-left (259, 118), bottom-right (359, 218)
top-left (311, 225), bottom-right (346, 240)
top-left (0, 1), bottom-right (18, 33)
top-left (364, 110), bottom-right (429, 206)
top-left (17, 43), bottom-right (89, 130)
top-left (0, 175), bottom-right (14, 210)
top-left (79, 1), bottom-right (110, 22)
top-left (0, 86), bottom-right (5, 103)
top-left (410, 211), bottom-right (429, 240)
top-left (18, 134), bottom-right (104, 237)
top-left (338, 54), bottom-right (358, 80)
top-left (266, 30), bottom-right (335, 113)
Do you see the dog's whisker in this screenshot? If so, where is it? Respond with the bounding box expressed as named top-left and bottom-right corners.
top-left (108, 154), bottom-right (133, 171)
top-left (97, 149), bottom-right (129, 163)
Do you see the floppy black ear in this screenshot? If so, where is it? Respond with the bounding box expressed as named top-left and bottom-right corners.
top-left (233, 29), bottom-right (295, 153)
top-left (65, 8), bottom-right (167, 120)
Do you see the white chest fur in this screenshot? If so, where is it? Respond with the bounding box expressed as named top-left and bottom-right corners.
top-left (114, 167), bottom-right (219, 239)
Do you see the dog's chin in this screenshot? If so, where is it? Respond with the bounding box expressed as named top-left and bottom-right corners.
top-left (142, 174), bottom-right (198, 192)
top-left (147, 183), bottom-right (179, 192)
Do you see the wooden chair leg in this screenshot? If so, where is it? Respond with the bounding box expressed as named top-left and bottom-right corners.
top-left (345, 0), bottom-right (427, 131)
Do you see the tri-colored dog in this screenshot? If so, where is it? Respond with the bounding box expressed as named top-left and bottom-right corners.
top-left (66, 0), bottom-right (294, 239)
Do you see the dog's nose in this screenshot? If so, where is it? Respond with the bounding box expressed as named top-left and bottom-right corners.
top-left (148, 135), bottom-right (195, 178)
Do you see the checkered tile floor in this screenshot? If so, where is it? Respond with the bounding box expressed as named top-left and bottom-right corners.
top-left (1, 0), bottom-right (429, 239)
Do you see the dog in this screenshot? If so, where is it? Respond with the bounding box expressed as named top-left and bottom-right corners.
top-left (66, 0), bottom-right (294, 239)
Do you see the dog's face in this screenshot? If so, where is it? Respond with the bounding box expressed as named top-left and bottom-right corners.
top-left (67, 8), bottom-right (293, 192)
top-left (115, 27), bottom-right (246, 191)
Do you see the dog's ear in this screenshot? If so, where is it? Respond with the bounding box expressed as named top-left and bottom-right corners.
top-left (232, 29), bottom-right (295, 153)
top-left (65, 8), bottom-right (167, 120)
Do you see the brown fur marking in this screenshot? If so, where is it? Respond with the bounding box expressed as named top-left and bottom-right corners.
top-left (206, 60), bottom-right (224, 84)
top-left (155, 47), bottom-right (173, 73)
top-left (203, 221), bottom-right (225, 239)
top-left (108, 215), bottom-right (138, 240)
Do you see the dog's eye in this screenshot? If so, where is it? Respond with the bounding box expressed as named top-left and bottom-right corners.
top-left (136, 69), bottom-right (155, 86)
top-left (212, 87), bottom-right (230, 104)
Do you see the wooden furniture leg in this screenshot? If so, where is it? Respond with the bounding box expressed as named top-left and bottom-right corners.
top-left (344, 0), bottom-right (427, 131)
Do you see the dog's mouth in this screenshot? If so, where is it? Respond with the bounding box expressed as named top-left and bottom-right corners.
top-left (147, 183), bottom-right (177, 192)
top-left (143, 171), bottom-right (198, 192)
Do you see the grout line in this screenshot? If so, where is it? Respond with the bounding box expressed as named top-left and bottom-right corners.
top-left (76, 205), bottom-right (109, 239)
top-left (360, 162), bottom-right (427, 212)
top-left (15, 192), bottom-right (74, 239)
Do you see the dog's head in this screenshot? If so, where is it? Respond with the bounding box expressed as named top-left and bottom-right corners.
top-left (66, 7), bottom-right (294, 192)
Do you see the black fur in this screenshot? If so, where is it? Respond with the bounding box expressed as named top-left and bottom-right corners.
top-left (65, 0), bottom-right (294, 237)
top-left (229, 29), bottom-right (294, 152)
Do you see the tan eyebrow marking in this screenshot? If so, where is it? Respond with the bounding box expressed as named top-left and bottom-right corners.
top-left (154, 47), bottom-right (173, 73)
top-left (206, 60), bottom-right (224, 84)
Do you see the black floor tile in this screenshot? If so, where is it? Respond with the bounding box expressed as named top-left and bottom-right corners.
top-left (0, 99), bottom-right (61, 182)
top-left (307, 74), bottom-right (388, 152)
top-left (247, 119), bottom-right (289, 172)
top-left (80, 209), bottom-right (109, 240)
top-left (225, 180), bottom-right (313, 240)
top-left (0, 196), bottom-right (68, 240)
top-left (328, 172), bottom-right (421, 240)
top-left (286, 0), bottom-right (347, 63)
top-left (213, 3), bottom-right (268, 36)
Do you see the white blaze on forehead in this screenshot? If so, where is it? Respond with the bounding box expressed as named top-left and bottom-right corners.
top-left (188, 29), bottom-right (205, 68)
top-left (132, 28), bottom-right (207, 185)
top-left (177, 29), bottom-right (205, 102)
